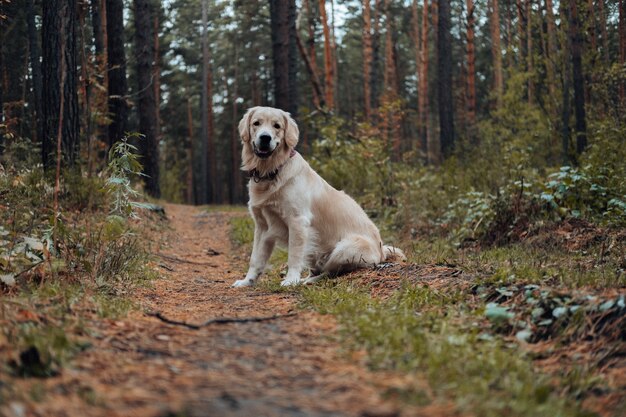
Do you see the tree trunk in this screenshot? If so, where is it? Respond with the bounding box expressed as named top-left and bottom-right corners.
top-left (330, 0), bottom-right (339, 112)
top-left (186, 96), bottom-right (194, 204)
top-left (230, 48), bottom-right (241, 204)
top-left (544, 0), bottom-right (558, 100)
top-left (598, 0), bottom-right (609, 64)
top-left (42, 0), bottom-right (79, 169)
top-left (106, 0), bottom-right (128, 147)
top-left (618, 0), bottom-right (626, 105)
top-left (304, 0), bottom-right (322, 108)
top-left (200, 0), bottom-right (215, 204)
top-left (419, 0), bottom-right (429, 156)
top-left (153, 10), bottom-right (161, 145)
top-left (363, 0), bottom-right (373, 119)
top-left (27, 0), bottom-right (43, 144)
top-left (371, 0), bottom-right (382, 112)
top-left (91, 0), bottom-right (104, 56)
top-left (0, 0), bottom-right (4, 154)
top-left (319, 0), bottom-right (334, 111)
top-left (465, 0), bottom-right (476, 126)
top-left (288, 0), bottom-right (298, 117)
top-left (569, 0), bottom-right (587, 155)
top-left (437, 0), bottom-right (454, 158)
top-left (133, 0), bottom-right (160, 197)
top-left (489, 0), bottom-right (504, 104)
top-left (526, 0), bottom-right (534, 104)
top-left (295, 31), bottom-right (325, 109)
top-left (270, 0), bottom-right (297, 115)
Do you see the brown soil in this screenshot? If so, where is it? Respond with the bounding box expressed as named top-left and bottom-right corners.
top-left (2, 204), bottom-right (444, 417)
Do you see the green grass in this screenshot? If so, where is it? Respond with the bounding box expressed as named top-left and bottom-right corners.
top-left (299, 281), bottom-right (597, 417)
top-left (229, 216), bottom-right (255, 247)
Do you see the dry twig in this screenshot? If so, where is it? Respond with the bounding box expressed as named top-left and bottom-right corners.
top-left (146, 311), bottom-right (297, 330)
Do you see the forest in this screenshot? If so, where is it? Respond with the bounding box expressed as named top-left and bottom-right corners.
top-left (0, 0), bottom-right (625, 416)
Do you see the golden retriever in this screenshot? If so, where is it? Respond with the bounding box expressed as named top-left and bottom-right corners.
top-left (232, 106), bottom-right (404, 287)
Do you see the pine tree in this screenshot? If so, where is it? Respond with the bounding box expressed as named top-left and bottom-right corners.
top-left (133, 0), bottom-right (160, 197)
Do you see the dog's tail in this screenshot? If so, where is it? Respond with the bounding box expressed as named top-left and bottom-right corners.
top-left (383, 245), bottom-right (406, 262)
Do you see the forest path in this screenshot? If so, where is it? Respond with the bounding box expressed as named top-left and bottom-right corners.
top-left (21, 204), bottom-right (422, 417)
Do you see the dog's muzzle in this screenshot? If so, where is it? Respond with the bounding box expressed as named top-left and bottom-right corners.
top-left (254, 133), bottom-right (275, 159)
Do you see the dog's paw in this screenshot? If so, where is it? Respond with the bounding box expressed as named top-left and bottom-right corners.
top-left (232, 278), bottom-right (254, 288)
top-left (280, 278), bottom-right (301, 287)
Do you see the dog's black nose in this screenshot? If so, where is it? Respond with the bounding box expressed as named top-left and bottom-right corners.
top-left (259, 134), bottom-right (272, 148)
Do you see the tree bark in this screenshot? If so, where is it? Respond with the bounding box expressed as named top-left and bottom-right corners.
top-left (106, 0), bottom-right (128, 147)
top-left (304, 0), bottom-right (322, 108)
top-left (526, 0), bottom-right (534, 104)
top-left (42, 0), bottom-right (79, 169)
top-left (319, 0), bottom-right (334, 111)
top-left (569, 0), bottom-right (587, 154)
top-left (288, 0), bottom-right (298, 117)
top-left (371, 0), bottom-right (382, 112)
top-left (598, 0), bottom-right (609, 64)
top-left (618, 0), bottom-right (626, 105)
top-left (133, 0), bottom-right (160, 197)
top-left (419, 0), bottom-right (429, 156)
top-left (186, 96), bottom-right (194, 204)
top-left (0, 0), bottom-right (4, 154)
top-left (91, 0), bottom-right (105, 57)
top-left (489, 0), bottom-right (504, 105)
top-left (270, 0), bottom-right (298, 115)
top-left (437, 0), bottom-right (454, 158)
top-left (295, 31), bottom-right (325, 109)
top-left (27, 0), bottom-right (43, 144)
top-left (363, 0), bottom-right (373, 119)
top-left (465, 0), bottom-right (476, 126)
top-left (230, 48), bottom-right (241, 204)
top-left (544, 0), bottom-right (558, 100)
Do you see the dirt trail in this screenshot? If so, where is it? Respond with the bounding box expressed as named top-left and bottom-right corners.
top-left (13, 204), bottom-right (422, 417)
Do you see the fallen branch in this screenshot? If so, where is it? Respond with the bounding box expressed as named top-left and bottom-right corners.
top-left (146, 311), bottom-right (297, 330)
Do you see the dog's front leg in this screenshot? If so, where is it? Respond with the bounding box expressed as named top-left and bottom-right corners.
top-left (281, 216), bottom-right (310, 286)
top-left (233, 217), bottom-right (275, 287)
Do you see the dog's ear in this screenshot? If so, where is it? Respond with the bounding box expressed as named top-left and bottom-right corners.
top-left (238, 107), bottom-right (258, 143)
top-left (283, 111), bottom-right (299, 149)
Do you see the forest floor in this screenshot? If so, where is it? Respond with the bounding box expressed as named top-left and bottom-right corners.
top-left (1, 204), bottom-right (624, 417)
top-left (0, 204), bottom-right (430, 417)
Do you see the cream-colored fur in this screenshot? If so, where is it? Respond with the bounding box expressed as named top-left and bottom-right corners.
top-left (232, 106), bottom-right (405, 287)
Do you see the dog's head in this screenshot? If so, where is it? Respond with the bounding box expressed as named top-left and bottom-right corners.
top-left (238, 106), bottom-right (299, 160)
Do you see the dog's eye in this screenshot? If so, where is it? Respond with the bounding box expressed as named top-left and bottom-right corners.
top-left (274, 123), bottom-right (281, 129)
top-left (253, 121), bottom-right (260, 126)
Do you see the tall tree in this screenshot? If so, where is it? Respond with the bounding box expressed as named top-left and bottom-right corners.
top-left (42, 0), bottom-right (80, 168)
top-left (288, 0), bottom-right (298, 117)
top-left (618, 0), bottom-right (626, 105)
top-left (304, 0), bottom-right (323, 108)
top-left (437, 0), bottom-right (454, 157)
top-left (362, 0), bottom-right (373, 119)
top-left (568, 0), bottom-right (586, 154)
top-left (0, 0), bottom-right (4, 154)
top-left (544, 0), bottom-right (558, 100)
top-left (133, 0), bottom-right (160, 197)
top-left (526, 0), bottom-right (534, 103)
top-left (270, 0), bottom-right (298, 115)
top-left (419, 0), bottom-right (429, 155)
top-left (27, 0), bottom-right (43, 144)
top-left (319, 0), bottom-right (334, 110)
top-left (90, 0), bottom-right (106, 58)
top-left (598, 0), bottom-right (609, 64)
top-left (489, 0), bottom-right (504, 104)
top-left (199, 0), bottom-right (210, 203)
top-left (465, 0), bottom-right (476, 126)
top-left (106, 0), bottom-right (128, 147)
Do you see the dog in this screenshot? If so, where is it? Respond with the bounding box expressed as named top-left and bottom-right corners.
top-left (232, 106), bottom-right (405, 287)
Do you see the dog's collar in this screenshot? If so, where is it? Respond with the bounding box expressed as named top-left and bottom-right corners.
top-left (249, 149), bottom-right (297, 183)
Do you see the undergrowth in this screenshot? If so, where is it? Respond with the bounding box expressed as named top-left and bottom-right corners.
top-left (299, 282), bottom-right (596, 417)
top-left (0, 134), bottom-right (157, 382)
